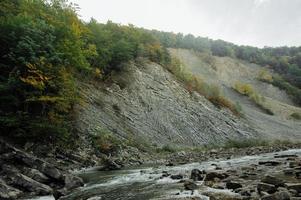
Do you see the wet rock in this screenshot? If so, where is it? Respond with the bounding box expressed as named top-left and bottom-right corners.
top-left (7, 173), bottom-right (53, 195)
top-left (183, 179), bottom-right (197, 190)
top-left (161, 171), bottom-right (170, 178)
top-left (190, 169), bottom-right (205, 181)
top-left (170, 174), bottom-right (183, 180)
top-left (261, 191), bottom-right (290, 200)
top-left (283, 168), bottom-right (294, 175)
top-left (258, 161), bottom-right (281, 166)
top-left (226, 181), bottom-right (242, 190)
top-left (285, 183), bottom-right (301, 193)
top-left (0, 179), bottom-right (22, 200)
top-left (64, 174), bottom-right (84, 190)
top-left (261, 175), bottom-right (285, 187)
top-left (53, 188), bottom-right (68, 200)
top-left (274, 154), bottom-right (298, 158)
top-left (205, 171), bottom-right (229, 181)
top-left (101, 159), bottom-right (122, 170)
top-left (257, 183), bottom-right (277, 194)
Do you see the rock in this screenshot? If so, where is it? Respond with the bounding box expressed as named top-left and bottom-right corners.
top-left (190, 169), bottom-right (205, 181)
top-left (39, 163), bottom-right (63, 181)
top-left (23, 168), bottom-right (50, 184)
top-left (283, 168), bottom-right (294, 175)
top-left (261, 191), bottom-right (290, 200)
top-left (258, 161), bottom-right (281, 166)
top-left (257, 183), bottom-right (277, 194)
top-left (205, 171), bottom-right (229, 181)
top-left (7, 173), bottom-right (53, 195)
top-left (170, 174), bottom-right (183, 180)
top-left (226, 181), bottom-right (242, 190)
top-left (0, 179), bottom-right (22, 200)
top-left (53, 188), bottom-right (68, 200)
top-left (274, 154), bottom-right (298, 158)
top-left (261, 175), bottom-right (285, 187)
top-left (101, 159), bottom-right (122, 170)
top-left (285, 183), bottom-right (301, 193)
top-left (161, 171), bottom-right (170, 178)
top-left (184, 179), bottom-right (198, 190)
top-left (64, 174), bottom-right (84, 190)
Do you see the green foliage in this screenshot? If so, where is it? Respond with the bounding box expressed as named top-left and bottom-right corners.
top-left (224, 139), bottom-right (269, 149)
top-left (91, 127), bottom-right (121, 154)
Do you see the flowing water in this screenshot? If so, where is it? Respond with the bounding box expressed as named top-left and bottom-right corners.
top-left (29, 149), bottom-right (301, 200)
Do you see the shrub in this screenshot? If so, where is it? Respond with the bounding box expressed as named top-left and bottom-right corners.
top-left (258, 69), bottom-right (273, 82)
top-left (92, 127), bottom-right (121, 154)
top-left (224, 139), bottom-right (269, 149)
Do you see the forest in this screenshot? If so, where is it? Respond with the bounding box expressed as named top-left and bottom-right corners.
top-left (1, 0), bottom-right (301, 144)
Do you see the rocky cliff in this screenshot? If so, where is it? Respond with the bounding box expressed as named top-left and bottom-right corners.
top-left (76, 60), bottom-right (257, 147)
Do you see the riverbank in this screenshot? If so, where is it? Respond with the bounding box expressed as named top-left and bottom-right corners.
top-left (1, 139), bottom-right (301, 200)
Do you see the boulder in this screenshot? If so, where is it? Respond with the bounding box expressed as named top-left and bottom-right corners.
top-left (170, 174), bottom-right (183, 180)
top-left (205, 171), bottom-right (229, 181)
top-left (7, 173), bottom-right (53, 195)
top-left (0, 179), bottom-right (22, 200)
top-left (285, 183), bottom-right (301, 193)
top-left (261, 191), bottom-right (290, 200)
top-left (226, 181), bottom-right (242, 190)
top-left (190, 169), bottom-right (205, 181)
top-left (184, 179), bottom-right (198, 190)
top-left (64, 174), bottom-right (84, 190)
top-left (259, 161), bottom-right (281, 166)
top-left (257, 183), bottom-right (277, 194)
top-left (261, 175), bottom-right (285, 187)
top-left (39, 163), bottom-right (63, 181)
top-left (23, 168), bottom-right (50, 184)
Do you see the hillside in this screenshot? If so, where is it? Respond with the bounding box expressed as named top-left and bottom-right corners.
top-left (169, 48), bottom-right (301, 140)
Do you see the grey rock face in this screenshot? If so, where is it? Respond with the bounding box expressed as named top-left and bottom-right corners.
top-left (76, 62), bottom-right (257, 147)
top-left (0, 179), bottom-right (22, 200)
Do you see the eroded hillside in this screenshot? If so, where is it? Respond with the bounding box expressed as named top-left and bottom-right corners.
top-left (169, 48), bottom-right (301, 140)
top-left (76, 61), bottom-right (256, 147)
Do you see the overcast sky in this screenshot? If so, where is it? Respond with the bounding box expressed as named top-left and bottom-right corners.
top-left (71, 0), bottom-right (301, 48)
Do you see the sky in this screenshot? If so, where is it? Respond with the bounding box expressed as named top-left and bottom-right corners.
top-left (71, 0), bottom-right (301, 48)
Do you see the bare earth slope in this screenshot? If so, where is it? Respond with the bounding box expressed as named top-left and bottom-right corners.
top-left (76, 61), bottom-right (256, 147)
top-left (169, 48), bottom-right (301, 140)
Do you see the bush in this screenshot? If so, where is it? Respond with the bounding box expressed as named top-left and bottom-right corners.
top-left (92, 127), bottom-right (121, 154)
top-left (258, 69), bottom-right (273, 82)
top-left (224, 139), bottom-right (269, 149)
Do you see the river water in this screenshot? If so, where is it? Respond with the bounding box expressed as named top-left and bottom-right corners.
top-left (29, 149), bottom-right (301, 200)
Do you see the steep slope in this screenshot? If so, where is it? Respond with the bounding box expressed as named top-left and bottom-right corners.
top-left (169, 48), bottom-right (301, 140)
top-left (75, 61), bottom-right (256, 147)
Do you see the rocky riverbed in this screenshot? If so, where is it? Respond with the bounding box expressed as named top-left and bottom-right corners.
top-left (19, 145), bottom-right (300, 200)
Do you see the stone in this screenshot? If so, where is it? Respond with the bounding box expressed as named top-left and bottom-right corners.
top-left (64, 174), bottom-right (84, 190)
top-left (190, 169), bottom-right (205, 181)
top-left (226, 181), bottom-right (243, 190)
top-left (170, 174), bottom-right (183, 180)
top-left (283, 168), bottom-right (294, 175)
top-left (205, 171), bottom-right (229, 181)
top-left (8, 173), bottom-right (53, 195)
top-left (184, 179), bottom-right (198, 190)
top-left (285, 183), bottom-right (301, 193)
top-left (23, 168), bottom-right (50, 184)
top-left (258, 161), bottom-right (281, 166)
top-left (0, 179), bottom-right (22, 200)
top-left (257, 183), bottom-right (277, 194)
top-left (39, 163), bottom-right (63, 181)
top-left (261, 175), bottom-right (285, 187)
top-left (261, 191), bottom-right (290, 200)
top-left (53, 188), bottom-right (68, 200)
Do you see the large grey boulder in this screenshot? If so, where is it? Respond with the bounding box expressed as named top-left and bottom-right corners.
top-left (0, 179), bottom-right (22, 200)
